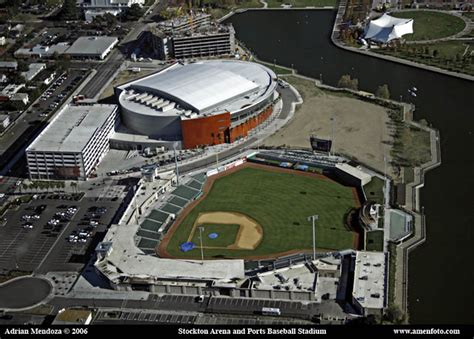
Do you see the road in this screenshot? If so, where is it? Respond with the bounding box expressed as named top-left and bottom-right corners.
top-left (48, 294), bottom-right (332, 321)
top-left (78, 51), bottom-right (123, 99)
top-left (78, 0), bottom-right (163, 99)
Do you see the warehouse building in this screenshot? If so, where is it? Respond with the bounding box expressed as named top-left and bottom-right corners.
top-left (26, 104), bottom-right (118, 180)
top-left (115, 60), bottom-right (278, 149)
top-left (64, 36), bottom-right (118, 60)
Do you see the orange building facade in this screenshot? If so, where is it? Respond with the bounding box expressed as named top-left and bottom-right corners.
top-left (180, 105), bottom-right (273, 149)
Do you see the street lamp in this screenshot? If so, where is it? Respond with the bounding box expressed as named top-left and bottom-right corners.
top-left (307, 215), bottom-right (319, 260)
top-left (198, 226), bottom-right (205, 264)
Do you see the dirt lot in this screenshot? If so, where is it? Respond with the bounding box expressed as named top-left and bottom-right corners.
top-left (264, 76), bottom-right (396, 177)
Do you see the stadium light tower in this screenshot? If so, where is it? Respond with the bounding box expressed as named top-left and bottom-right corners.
top-left (173, 141), bottom-right (179, 186)
top-left (307, 214), bottom-right (319, 260)
top-left (198, 226), bottom-right (205, 264)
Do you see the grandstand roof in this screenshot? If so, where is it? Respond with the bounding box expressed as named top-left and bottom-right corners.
top-left (96, 223), bottom-right (245, 282)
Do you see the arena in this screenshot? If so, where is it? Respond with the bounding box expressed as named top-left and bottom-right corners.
top-left (115, 60), bottom-right (278, 149)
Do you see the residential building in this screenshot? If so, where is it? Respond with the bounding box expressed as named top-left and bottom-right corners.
top-left (21, 63), bottom-right (46, 82)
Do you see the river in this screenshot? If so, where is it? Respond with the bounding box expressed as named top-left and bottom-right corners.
top-left (227, 9), bottom-right (474, 324)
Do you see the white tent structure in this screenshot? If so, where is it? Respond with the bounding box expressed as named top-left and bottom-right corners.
top-left (364, 13), bottom-right (414, 43)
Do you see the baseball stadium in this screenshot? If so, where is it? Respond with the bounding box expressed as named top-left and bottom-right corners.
top-left (157, 160), bottom-right (363, 260)
top-left (115, 60), bottom-right (278, 149)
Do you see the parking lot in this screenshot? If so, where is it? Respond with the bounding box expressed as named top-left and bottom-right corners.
top-left (0, 195), bottom-right (121, 274)
top-left (93, 310), bottom-right (197, 325)
top-left (30, 69), bottom-right (87, 119)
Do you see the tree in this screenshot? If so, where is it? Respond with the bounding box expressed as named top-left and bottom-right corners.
top-left (123, 4), bottom-right (144, 21)
top-left (432, 49), bottom-right (439, 58)
top-left (337, 74), bottom-right (358, 90)
top-left (17, 60), bottom-right (29, 72)
top-left (383, 305), bottom-right (406, 324)
top-left (58, 0), bottom-right (79, 21)
top-left (376, 84), bottom-right (390, 99)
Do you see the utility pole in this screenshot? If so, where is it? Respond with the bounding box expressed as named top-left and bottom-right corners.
top-left (198, 226), bottom-right (204, 264)
top-left (307, 215), bottom-right (319, 260)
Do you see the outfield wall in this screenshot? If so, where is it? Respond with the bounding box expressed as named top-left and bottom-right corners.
top-left (206, 158), bottom-right (247, 177)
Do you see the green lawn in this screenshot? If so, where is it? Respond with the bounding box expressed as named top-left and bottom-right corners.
top-left (376, 40), bottom-right (474, 76)
top-left (166, 166), bottom-right (359, 258)
top-left (390, 11), bottom-right (466, 41)
top-left (256, 61), bottom-right (293, 75)
top-left (363, 177), bottom-right (385, 205)
top-left (190, 224), bottom-right (240, 248)
top-left (267, 0), bottom-right (336, 8)
top-left (366, 230), bottom-right (384, 251)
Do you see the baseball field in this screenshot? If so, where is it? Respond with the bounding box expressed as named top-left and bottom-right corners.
top-left (159, 164), bottom-right (361, 259)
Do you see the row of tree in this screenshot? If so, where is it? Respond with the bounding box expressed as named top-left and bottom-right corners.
top-left (21, 180), bottom-right (66, 193)
top-left (337, 74), bottom-right (391, 99)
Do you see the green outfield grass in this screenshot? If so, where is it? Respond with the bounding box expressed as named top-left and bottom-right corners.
top-left (165, 166), bottom-right (360, 258)
top-left (190, 224), bottom-right (241, 248)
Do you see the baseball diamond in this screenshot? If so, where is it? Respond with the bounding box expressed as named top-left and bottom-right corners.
top-left (159, 163), bottom-right (362, 259)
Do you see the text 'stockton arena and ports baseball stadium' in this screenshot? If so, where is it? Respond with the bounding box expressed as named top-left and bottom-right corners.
top-left (115, 60), bottom-right (278, 149)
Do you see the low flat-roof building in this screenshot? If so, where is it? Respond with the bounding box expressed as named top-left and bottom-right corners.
top-left (14, 43), bottom-right (70, 59)
top-left (0, 114), bottom-right (10, 129)
top-left (352, 251), bottom-right (387, 316)
top-left (26, 104), bottom-right (118, 180)
top-left (335, 163), bottom-right (372, 186)
top-left (21, 63), bottom-right (46, 82)
top-left (0, 61), bottom-right (18, 71)
top-left (65, 36), bottom-right (118, 60)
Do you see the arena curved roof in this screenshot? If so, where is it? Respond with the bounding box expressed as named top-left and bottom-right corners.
top-left (117, 60), bottom-right (277, 116)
